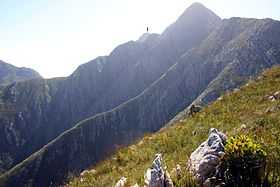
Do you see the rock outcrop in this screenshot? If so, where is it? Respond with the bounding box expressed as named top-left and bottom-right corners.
top-left (188, 128), bottom-right (227, 185)
top-left (144, 154), bottom-right (173, 187)
top-left (267, 91), bottom-right (280, 101)
top-left (115, 177), bottom-right (127, 187)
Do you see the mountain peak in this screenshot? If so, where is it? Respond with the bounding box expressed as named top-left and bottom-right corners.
top-left (188, 2), bottom-right (207, 9)
top-left (137, 33), bottom-right (160, 43)
top-left (179, 2), bottom-right (220, 21)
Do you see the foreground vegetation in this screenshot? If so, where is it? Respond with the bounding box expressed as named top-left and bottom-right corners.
top-left (68, 66), bottom-right (280, 187)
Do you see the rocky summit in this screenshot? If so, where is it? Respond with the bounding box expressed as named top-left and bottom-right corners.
top-left (0, 2), bottom-right (280, 187)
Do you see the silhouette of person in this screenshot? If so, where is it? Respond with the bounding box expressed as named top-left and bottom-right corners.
top-left (147, 27), bottom-right (149, 32)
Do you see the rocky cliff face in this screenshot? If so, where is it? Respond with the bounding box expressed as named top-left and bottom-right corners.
top-left (1, 3), bottom-right (280, 187)
top-left (0, 3), bottom-right (220, 176)
top-left (0, 60), bottom-right (40, 173)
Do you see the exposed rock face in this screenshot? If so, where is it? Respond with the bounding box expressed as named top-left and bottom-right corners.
top-left (2, 3), bottom-right (280, 187)
top-left (188, 128), bottom-right (227, 185)
top-left (144, 154), bottom-right (173, 187)
top-left (0, 60), bottom-right (40, 173)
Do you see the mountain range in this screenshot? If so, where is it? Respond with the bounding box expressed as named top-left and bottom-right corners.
top-left (0, 60), bottom-right (40, 86)
top-left (0, 2), bottom-right (280, 187)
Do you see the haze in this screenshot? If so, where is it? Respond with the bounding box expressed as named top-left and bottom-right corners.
top-left (1, 0), bottom-right (279, 78)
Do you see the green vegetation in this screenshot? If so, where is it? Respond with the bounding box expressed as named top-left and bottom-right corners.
top-left (224, 135), bottom-right (267, 160)
top-left (68, 66), bottom-right (280, 187)
top-left (219, 135), bottom-right (267, 186)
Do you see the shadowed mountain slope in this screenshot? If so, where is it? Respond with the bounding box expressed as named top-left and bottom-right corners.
top-left (0, 2), bottom-right (220, 176)
top-left (1, 10), bottom-right (280, 186)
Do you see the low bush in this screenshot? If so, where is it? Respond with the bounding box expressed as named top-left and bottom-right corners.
top-left (218, 135), bottom-right (267, 186)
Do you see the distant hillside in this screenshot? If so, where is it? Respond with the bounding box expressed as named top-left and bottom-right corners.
top-left (0, 2), bottom-right (220, 176)
top-left (0, 60), bottom-right (40, 86)
top-left (1, 3), bottom-right (280, 187)
top-left (66, 66), bottom-right (280, 186)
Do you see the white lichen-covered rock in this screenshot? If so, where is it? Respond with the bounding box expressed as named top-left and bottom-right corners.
top-left (188, 128), bottom-right (227, 184)
top-left (267, 91), bottom-right (280, 101)
top-left (115, 177), bottom-right (127, 187)
top-left (80, 169), bottom-right (96, 176)
top-left (144, 154), bottom-right (173, 187)
top-left (80, 170), bottom-right (88, 176)
top-left (274, 91), bottom-right (280, 99)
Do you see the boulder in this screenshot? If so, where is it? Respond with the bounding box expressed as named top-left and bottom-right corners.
top-left (267, 91), bottom-right (280, 101)
top-left (188, 104), bottom-right (202, 116)
top-left (144, 154), bottom-right (174, 187)
top-left (80, 169), bottom-right (96, 176)
top-left (239, 124), bottom-right (247, 132)
top-left (233, 88), bottom-right (240, 93)
top-left (217, 96), bottom-right (223, 101)
top-left (115, 177), bottom-right (127, 187)
top-left (188, 128), bottom-right (227, 185)
top-left (274, 91), bottom-right (280, 99)
top-left (80, 170), bottom-right (88, 176)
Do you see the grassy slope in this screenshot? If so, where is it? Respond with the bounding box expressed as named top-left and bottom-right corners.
top-left (68, 66), bottom-right (280, 187)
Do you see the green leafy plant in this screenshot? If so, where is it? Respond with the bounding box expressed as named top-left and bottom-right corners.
top-left (218, 135), bottom-right (267, 186)
top-left (225, 135), bottom-right (267, 160)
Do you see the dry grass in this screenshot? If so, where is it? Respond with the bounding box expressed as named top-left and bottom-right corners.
top-left (67, 66), bottom-right (280, 187)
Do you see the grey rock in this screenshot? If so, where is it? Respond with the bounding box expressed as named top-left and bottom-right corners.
top-left (267, 91), bottom-right (280, 101)
top-left (115, 177), bottom-right (127, 187)
top-left (144, 154), bottom-right (173, 187)
top-left (274, 91), bottom-right (280, 99)
top-left (188, 128), bottom-right (227, 184)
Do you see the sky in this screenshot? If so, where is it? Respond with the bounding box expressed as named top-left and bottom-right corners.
top-left (0, 0), bottom-right (280, 78)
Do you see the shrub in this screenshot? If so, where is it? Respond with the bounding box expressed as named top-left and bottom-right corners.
top-left (218, 135), bottom-right (267, 186)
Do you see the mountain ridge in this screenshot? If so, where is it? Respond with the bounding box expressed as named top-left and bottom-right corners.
top-left (0, 2), bottom-right (220, 176)
top-left (1, 3), bottom-right (280, 187)
top-left (0, 60), bottom-right (41, 86)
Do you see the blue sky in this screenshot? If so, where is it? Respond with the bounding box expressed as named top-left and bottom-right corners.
top-left (1, 0), bottom-right (280, 78)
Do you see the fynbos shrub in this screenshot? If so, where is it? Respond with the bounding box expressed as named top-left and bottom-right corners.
top-left (218, 135), bottom-right (267, 186)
